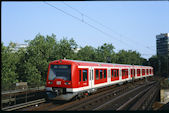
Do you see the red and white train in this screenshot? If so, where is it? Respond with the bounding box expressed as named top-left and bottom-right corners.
top-left (46, 59), bottom-right (153, 101)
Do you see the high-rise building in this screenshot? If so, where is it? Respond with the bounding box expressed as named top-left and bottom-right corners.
top-left (156, 33), bottom-right (169, 77)
top-left (156, 33), bottom-right (169, 57)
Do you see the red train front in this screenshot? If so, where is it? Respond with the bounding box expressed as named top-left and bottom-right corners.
top-left (46, 59), bottom-right (78, 100)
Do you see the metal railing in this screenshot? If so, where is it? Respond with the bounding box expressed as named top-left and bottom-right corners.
top-left (1, 83), bottom-right (46, 108)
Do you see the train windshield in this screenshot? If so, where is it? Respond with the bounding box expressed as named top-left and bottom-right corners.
top-left (48, 65), bottom-right (71, 81)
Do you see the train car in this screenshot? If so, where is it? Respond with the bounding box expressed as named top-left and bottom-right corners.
top-left (45, 59), bottom-right (153, 101)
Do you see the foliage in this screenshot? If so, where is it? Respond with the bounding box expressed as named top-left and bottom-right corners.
top-left (1, 42), bottom-right (19, 90)
top-left (75, 46), bottom-right (96, 61)
top-left (23, 62), bottom-right (41, 86)
top-left (56, 38), bottom-right (77, 59)
top-left (116, 50), bottom-right (143, 65)
top-left (25, 34), bottom-right (56, 82)
top-left (95, 43), bottom-right (115, 62)
top-left (160, 78), bottom-right (169, 89)
top-left (148, 55), bottom-right (159, 75)
top-left (148, 55), bottom-right (169, 77)
top-left (2, 33), bottom-right (163, 90)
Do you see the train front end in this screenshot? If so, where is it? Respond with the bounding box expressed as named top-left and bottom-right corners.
top-left (45, 59), bottom-right (77, 101)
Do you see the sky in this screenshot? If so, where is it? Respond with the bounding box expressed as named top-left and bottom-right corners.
top-left (2, 1), bottom-right (169, 59)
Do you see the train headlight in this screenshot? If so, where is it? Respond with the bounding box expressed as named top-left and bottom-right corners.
top-left (48, 81), bottom-right (53, 84)
top-left (65, 82), bottom-right (71, 85)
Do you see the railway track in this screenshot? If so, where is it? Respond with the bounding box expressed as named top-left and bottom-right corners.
top-left (128, 82), bottom-right (160, 110)
top-left (20, 83), bottom-right (118, 111)
top-left (1, 98), bottom-right (46, 111)
top-left (3, 78), bottom-right (154, 111)
top-left (47, 80), bottom-right (157, 111)
top-left (96, 81), bottom-right (158, 110)
top-left (47, 80), bottom-right (148, 111)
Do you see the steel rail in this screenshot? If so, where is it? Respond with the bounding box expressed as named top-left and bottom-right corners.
top-left (93, 81), bottom-right (156, 110)
top-left (50, 80), bottom-right (148, 111)
top-left (116, 83), bottom-right (154, 110)
top-left (68, 85), bottom-right (130, 110)
top-left (2, 98), bottom-right (45, 111)
top-left (49, 84), bottom-right (130, 111)
top-left (17, 79), bottom-right (151, 111)
top-left (129, 82), bottom-right (159, 110)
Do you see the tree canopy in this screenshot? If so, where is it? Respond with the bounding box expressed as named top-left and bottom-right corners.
top-left (2, 33), bottom-right (159, 90)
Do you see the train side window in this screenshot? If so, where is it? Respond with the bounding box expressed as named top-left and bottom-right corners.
top-left (126, 70), bottom-right (128, 76)
top-left (122, 70), bottom-right (125, 76)
top-left (100, 70), bottom-right (103, 79)
top-left (137, 69), bottom-right (140, 76)
top-left (104, 70), bottom-right (107, 78)
top-left (139, 69), bottom-right (140, 75)
top-left (114, 70), bottom-right (117, 77)
top-left (117, 70), bottom-right (119, 77)
top-left (111, 69), bottom-right (114, 77)
top-left (79, 70), bottom-right (81, 82)
top-left (83, 70), bottom-right (88, 81)
top-left (142, 69), bottom-right (145, 75)
top-left (96, 70), bottom-right (99, 80)
top-left (132, 69), bottom-right (134, 76)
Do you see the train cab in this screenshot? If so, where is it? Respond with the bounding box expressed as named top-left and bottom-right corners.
top-left (45, 59), bottom-right (77, 100)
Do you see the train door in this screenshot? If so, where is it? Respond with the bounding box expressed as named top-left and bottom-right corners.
top-left (131, 69), bottom-right (135, 79)
top-left (119, 68), bottom-right (122, 81)
top-left (107, 68), bottom-right (111, 84)
top-left (135, 68), bottom-right (137, 78)
top-left (78, 68), bottom-right (89, 88)
top-left (89, 67), bottom-right (94, 88)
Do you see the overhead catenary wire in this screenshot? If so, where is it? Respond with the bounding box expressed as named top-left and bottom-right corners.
top-left (43, 1), bottom-right (138, 50)
top-left (62, 1), bottom-right (156, 52)
top-left (43, 1), bottom-right (155, 57)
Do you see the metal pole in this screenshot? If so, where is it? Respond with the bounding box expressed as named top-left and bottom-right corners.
top-left (25, 87), bottom-right (27, 103)
top-left (15, 85), bottom-right (16, 105)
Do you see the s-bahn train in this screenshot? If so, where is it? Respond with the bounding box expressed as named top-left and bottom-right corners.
top-left (45, 59), bottom-right (153, 101)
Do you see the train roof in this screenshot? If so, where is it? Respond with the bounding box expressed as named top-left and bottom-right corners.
top-left (50, 59), bottom-right (153, 68)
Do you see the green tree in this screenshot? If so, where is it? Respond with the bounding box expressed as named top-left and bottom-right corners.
top-left (116, 50), bottom-right (143, 65)
top-left (148, 55), bottom-right (159, 76)
top-left (1, 42), bottom-right (19, 90)
top-left (76, 46), bottom-right (96, 61)
top-left (24, 34), bottom-right (57, 83)
top-left (15, 47), bottom-right (27, 82)
top-left (95, 43), bottom-right (115, 62)
top-left (24, 62), bottom-right (41, 86)
top-left (57, 38), bottom-right (78, 59)
top-left (149, 55), bottom-right (168, 77)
